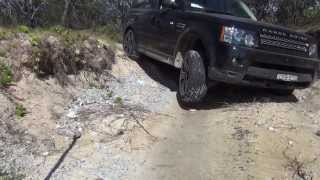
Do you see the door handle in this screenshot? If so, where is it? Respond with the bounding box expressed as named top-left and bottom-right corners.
top-left (130, 16), bottom-right (138, 23)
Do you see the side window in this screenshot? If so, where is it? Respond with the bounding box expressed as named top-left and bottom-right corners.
top-left (207, 0), bottom-right (221, 11)
top-left (133, 0), bottom-right (152, 9)
top-left (159, 0), bottom-right (184, 9)
top-left (190, 0), bottom-right (222, 11)
top-left (190, 0), bottom-right (205, 9)
top-left (151, 0), bottom-right (159, 9)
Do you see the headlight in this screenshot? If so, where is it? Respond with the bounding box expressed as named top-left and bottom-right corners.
top-left (309, 43), bottom-right (318, 57)
top-left (220, 26), bottom-right (258, 48)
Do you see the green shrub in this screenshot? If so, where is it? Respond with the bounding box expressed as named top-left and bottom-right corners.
top-left (30, 35), bottom-right (41, 46)
top-left (304, 8), bottom-right (320, 18)
top-left (51, 25), bottom-right (66, 34)
top-left (107, 91), bottom-right (113, 98)
top-left (60, 30), bottom-right (76, 47)
top-left (114, 96), bottom-right (123, 105)
top-left (94, 25), bottom-right (121, 42)
top-left (17, 25), bottom-right (30, 34)
top-left (59, 30), bottom-right (89, 47)
top-left (15, 104), bottom-right (27, 118)
top-left (0, 63), bottom-right (13, 87)
top-left (0, 31), bottom-right (9, 40)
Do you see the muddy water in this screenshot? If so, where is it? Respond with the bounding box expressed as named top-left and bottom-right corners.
top-left (133, 93), bottom-right (320, 180)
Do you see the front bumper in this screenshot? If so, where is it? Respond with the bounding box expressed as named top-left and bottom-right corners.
top-left (208, 44), bottom-right (320, 89)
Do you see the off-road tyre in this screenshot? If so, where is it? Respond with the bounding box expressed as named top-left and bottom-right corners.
top-left (178, 50), bottom-right (208, 107)
top-left (123, 29), bottom-right (140, 59)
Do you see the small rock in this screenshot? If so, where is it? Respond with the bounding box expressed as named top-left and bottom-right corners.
top-left (47, 35), bottom-right (60, 45)
top-left (75, 49), bottom-right (80, 55)
top-left (78, 127), bottom-right (83, 133)
top-left (110, 118), bottom-right (127, 136)
top-left (66, 110), bottom-right (77, 118)
top-left (137, 80), bottom-right (145, 85)
top-left (316, 130), bottom-right (320, 137)
top-left (288, 141), bottom-right (294, 145)
top-left (268, 127), bottom-right (276, 132)
top-left (74, 131), bottom-right (82, 139)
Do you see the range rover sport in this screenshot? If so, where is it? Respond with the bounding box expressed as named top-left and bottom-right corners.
top-left (123, 0), bottom-right (320, 105)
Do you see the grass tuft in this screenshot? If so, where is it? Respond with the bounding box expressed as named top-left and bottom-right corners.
top-left (0, 63), bottom-right (13, 87)
top-left (15, 104), bottom-right (27, 118)
top-left (93, 25), bottom-right (121, 42)
top-left (17, 25), bottom-right (30, 34)
top-left (30, 35), bottom-right (41, 46)
top-left (114, 96), bottom-right (123, 105)
top-left (0, 30), bottom-right (10, 40)
top-left (107, 91), bottom-right (113, 98)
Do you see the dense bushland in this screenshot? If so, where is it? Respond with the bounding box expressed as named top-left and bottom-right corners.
top-left (0, 0), bottom-right (320, 30)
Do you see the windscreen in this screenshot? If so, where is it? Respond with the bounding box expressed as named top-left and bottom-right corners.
top-left (227, 0), bottom-right (257, 20)
top-left (190, 0), bottom-right (257, 21)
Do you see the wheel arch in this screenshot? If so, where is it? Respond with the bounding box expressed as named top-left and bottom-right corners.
top-left (174, 29), bottom-right (213, 68)
top-left (123, 26), bottom-right (133, 38)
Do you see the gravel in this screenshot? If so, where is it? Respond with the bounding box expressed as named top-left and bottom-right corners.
top-left (56, 88), bottom-right (149, 138)
top-left (108, 53), bottom-right (176, 112)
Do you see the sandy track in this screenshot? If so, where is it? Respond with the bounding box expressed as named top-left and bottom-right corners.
top-left (123, 56), bottom-right (320, 180)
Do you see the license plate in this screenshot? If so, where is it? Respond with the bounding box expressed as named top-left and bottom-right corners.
top-left (276, 74), bottom-right (298, 82)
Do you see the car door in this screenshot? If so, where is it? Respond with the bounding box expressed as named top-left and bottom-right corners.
top-left (156, 10), bottom-right (178, 57)
top-left (141, 0), bottom-right (164, 53)
top-left (153, 0), bottom-right (185, 58)
top-left (131, 0), bottom-right (156, 51)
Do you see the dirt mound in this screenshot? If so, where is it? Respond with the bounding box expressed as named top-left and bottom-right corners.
top-left (0, 33), bottom-right (33, 81)
top-left (0, 34), bottom-right (115, 86)
top-left (0, 32), bottom-right (120, 178)
top-left (31, 36), bottom-right (115, 86)
top-left (0, 31), bottom-right (166, 179)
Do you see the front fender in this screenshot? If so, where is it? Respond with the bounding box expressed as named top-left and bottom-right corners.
top-left (174, 27), bottom-right (218, 68)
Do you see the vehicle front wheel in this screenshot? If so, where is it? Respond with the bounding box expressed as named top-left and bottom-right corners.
top-left (178, 50), bottom-right (208, 107)
top-left (123, 29), bottom-right (140, 59)
top-left (270, 89), bottom-right (295, 96)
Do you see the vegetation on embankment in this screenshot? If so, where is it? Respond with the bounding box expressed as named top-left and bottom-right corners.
top-left (0, 25), bottom-right (121, 44)
top-left (0, 25), bottom-right (119, 178)
top-left (0, 25), bottom-right (117, 85)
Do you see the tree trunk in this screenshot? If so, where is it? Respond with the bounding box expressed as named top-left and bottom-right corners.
top-left (62, 0), bottom-right (70, 27)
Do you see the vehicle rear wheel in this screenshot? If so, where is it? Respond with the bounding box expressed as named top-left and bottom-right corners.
top-left (178, 50), bottom-right (208, 107)
top-left (270, 89), bottom-right (295, 96)
top-left (123, 29), bottom-right (140, 59)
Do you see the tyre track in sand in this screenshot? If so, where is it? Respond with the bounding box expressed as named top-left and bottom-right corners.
top-left (129, 73), bottom-right (320, 180)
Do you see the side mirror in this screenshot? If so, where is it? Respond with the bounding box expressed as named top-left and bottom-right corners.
top-left (162, 0), bottom-right (178, 9)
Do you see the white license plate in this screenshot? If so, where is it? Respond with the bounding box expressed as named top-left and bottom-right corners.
top-left (276, 74), bottom-right (298, 82)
